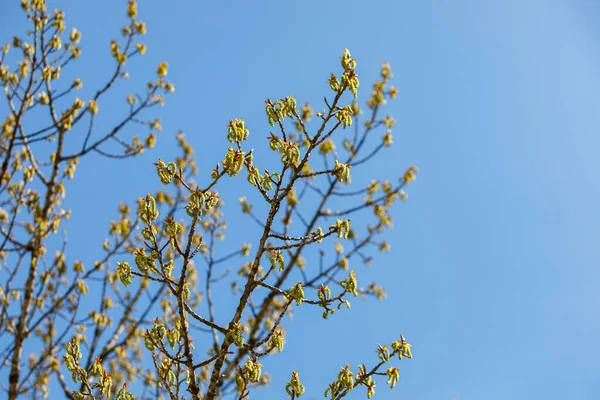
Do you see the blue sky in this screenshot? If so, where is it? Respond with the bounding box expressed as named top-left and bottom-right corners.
top-left (3, 0), bottom-right (600, 399)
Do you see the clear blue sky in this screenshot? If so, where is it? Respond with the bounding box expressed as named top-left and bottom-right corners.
top-left (3, 0), bottom-right (600, 399)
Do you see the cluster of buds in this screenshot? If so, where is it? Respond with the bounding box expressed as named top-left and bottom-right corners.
top-left (227, 322), bottom-right (245, 347)
top-left (287, 282), bottom-right (305, 306)
top-left (269, 133), bottom-right (301, 168)
top-left (329, 49), bottom-right (360, 98)
top-left (269, 249), bottom-right (285, 271)
top-left (154, 159), bottom-right (177, 185)
top-left (332, 160), bottom-right (351, 183)
top-left (265, 96), bottom-right (298, 127)
top-left (335, 105), bottom-right (354, 128)
top-left (285, 371), bottom-right (305, 398)
top-left (116, 261), bottom-right (133, 287)
top-left (223, 147), bottom-right (246, 177)
top-left (227, 118), bottom-right (250, 142)
top-left (340, 269), bottom-right (358, 297)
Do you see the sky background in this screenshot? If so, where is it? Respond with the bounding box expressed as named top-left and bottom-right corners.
top-left (3, 0), bottom-right (600, 399)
